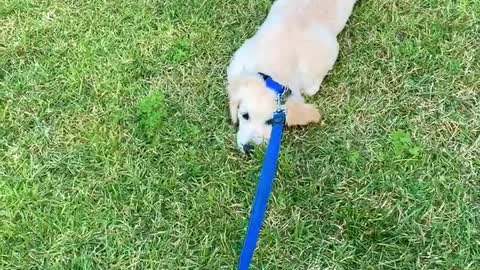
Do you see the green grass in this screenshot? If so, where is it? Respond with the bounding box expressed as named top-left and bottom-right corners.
top-left (1, 0), bottom-right (479, 269)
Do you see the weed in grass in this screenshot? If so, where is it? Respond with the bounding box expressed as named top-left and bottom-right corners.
top-left (390, 129), bottom-right (422, 159)
top-left (137, 92), bottom-right (166, 139)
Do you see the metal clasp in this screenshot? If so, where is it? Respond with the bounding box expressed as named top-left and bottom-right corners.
top-left (275, 88), bottom-right (291, 113)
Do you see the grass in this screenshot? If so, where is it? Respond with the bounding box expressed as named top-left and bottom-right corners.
top-left (1, 0), bottom-right (479, 269)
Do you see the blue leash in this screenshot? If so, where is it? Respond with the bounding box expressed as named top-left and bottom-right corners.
top-left (237, 73), bottom-right (290, 270)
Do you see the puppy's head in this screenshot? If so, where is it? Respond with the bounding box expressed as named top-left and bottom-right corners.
top-left (228, 74), bottom-right (321, 152)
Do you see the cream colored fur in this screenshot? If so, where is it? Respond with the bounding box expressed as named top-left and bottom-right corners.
top-left (227, 0), bottom-right (356, 150)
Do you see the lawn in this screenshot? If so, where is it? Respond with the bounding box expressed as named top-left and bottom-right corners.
top-left (1, 0), bottom-right (479, 269)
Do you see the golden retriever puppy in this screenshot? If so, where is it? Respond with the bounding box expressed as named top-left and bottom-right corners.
top-left (227, 0), bottom-right (357, 152)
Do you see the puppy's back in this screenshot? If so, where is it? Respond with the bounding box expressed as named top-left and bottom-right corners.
top-left (266, 0), bottom-right (356, 35)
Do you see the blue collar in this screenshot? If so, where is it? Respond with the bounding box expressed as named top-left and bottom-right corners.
top-left (258, 72), bottom-right (292, 114)
top-left (258, 72), bottom-right (291, 96)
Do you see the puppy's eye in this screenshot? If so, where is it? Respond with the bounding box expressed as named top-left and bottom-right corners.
top-left (265, 118), bottom-right (273, 125)
top-left (241, 113), bottom-right (250, 120)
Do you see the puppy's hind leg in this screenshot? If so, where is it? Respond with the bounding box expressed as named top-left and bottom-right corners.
top-left (302, 47), bottom-right (337, 96)
top-left (303, 76), bottom-right (324, 96)
top-left (301, 26), bottom-right (339, 96)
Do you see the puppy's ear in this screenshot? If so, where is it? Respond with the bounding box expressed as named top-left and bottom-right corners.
top-left (285, 100), bottom-right (321, 126)
top-left (227, 81), bottom-right (241, 124)
top-left (229, 99), bottom-right (240, 124)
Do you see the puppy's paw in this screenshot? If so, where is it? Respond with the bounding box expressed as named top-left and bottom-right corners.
top-left (285, 100), bottom-right (321, 126)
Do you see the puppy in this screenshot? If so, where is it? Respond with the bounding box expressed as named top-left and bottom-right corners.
top-left (226, 0), bottom-right (357, 152)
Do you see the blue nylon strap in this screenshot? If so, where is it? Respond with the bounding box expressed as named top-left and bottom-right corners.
top-left (238, 111), bottom-right (285, 270)
top-left (258, 72), bottom-right (286, 95)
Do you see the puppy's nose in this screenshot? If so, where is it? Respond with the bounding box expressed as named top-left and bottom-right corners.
top-left (243, 144), bottom-right (254, 154)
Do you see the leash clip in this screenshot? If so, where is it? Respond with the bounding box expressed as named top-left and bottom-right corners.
top-left (275, 88), bottom-right (291, 113)
top-left (258, 72), bottom-right (291, 116)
